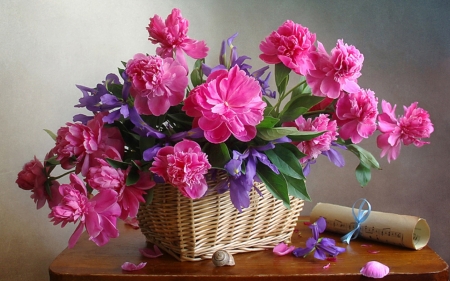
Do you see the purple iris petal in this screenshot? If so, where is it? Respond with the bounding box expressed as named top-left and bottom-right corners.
top-left (322, 148), bottom-right (345, 168)
top-left (129, 107), bottom-right (165, 139)
top-left (293, 237), bottom-right (316, 257)
top-left (169, 127), bottom-right (204, 142)
top-left (143, 145), bottom-right (162, 161)
top-left (229, 175), bottom-right (253, 212)
top-left (315, 238), bottom-right (346, 259)
top-left (224, 159), bottom-right (242, 176)
top-left (73, 114), bottom-right (93, 125)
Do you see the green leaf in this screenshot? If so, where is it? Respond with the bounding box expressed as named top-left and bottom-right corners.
top-left (257, 127), bottom-right (324, 141)
top-left (126, 167), bottom-right (140, 186)
top-left (203, 143), bottom-right (231, 168)
top-left (275, 63), bottom-right (291, 94)
top-left (280, 95), bottom-right (324, 123)
top-left (355, 163), bottom-right (372, 187)
top-left (264, 145), bottom-right (305, 180)
top-left (285, 175), bottom-right (311, 201)
top-left (44, 129), bottom-right (57, 141)
top-left (256, 163), bottom-right (290, 209)
top-left (190, 68), bottom-right (203, 87)
top-left (277, 142), bottom-right (306, 159)
top-left (347, 144), bottom-right (380, 169)
top-left (144, 188), bottom-right (154, 205)
top-left (256, 116), bottom-right (280, 129)
top-left (106, 158), bottom-right (130, 170)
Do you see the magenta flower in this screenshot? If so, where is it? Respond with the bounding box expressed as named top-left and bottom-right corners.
top-left (306, 40), bottom-right (363, 98)
top-left (126, 53), bottom-right (188, 116)
top-left (49, 174), bottom-right (121, 248)
top-left (150, 139), bottom-right (212, 199)
top-left (284, 114), bottom-right (338, 164)
top-left (377, 100), bottom-right (433, 162)
top-left (334, 89), bottom-right (378, 144)
top-left (54, 112), bottom-right (125, 176)
top-left (87, 158), bottom-right (155, 220)
top-left (182, 65), bottom-right (266, 143)
top-left (16, 156), bottom-right (62, 209)
top-left (259, 20), bottom-right (316, 75)
top-left (147, 8), bottom-right (208, 71)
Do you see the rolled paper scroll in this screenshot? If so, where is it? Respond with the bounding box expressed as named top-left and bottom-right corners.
top-left (310, 202), bottom-right (430, 250)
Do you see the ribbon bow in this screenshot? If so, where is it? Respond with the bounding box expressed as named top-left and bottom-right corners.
top-left (341, 198), bottom-right (371, 244)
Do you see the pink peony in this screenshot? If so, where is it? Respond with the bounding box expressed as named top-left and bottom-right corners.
top-left (259, 20), bottom-right (316, 75)
top-left (306, 40), bottom-right (363, 98)
top-left (126, 53), bottom-right (188, 116)
top-left (87, 158), bottom-right (155, 220)
top-left (182, 65), bottom-right (266, 143)
top-left (150, 139), bottom-right (211, 199)
top-left (49, 173), bottom-right (121, 248)
top-left (53, 112), bottom-right (125, 176)
top-left (16, 155), bottom-right (62, 209)
top-left (285, 114), bottom-right (338, 164)
top-left (335, 89), bottom-right (378, 144)
top-left (147, 8), bottom-right (208, 71)
top-left (377, 100), bottom-right (433, 162)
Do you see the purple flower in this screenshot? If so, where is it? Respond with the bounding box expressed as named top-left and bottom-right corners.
top-left (292, 217), bottom-right (345, 260)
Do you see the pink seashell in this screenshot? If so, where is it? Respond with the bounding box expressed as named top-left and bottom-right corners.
top-left (360, 261), bottom-right (389, 278)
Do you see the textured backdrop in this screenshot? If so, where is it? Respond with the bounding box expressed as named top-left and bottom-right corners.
top-left (1, 1), bottom-right (449, 280)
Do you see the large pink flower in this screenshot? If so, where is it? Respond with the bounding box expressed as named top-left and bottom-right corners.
top-left (182, 65), bottom-right (266, 143)
top-left (53, 113), bottom-right (125, 176)
top-left (16, 155), bottom-right (62, 209)
top-left (150, 139), bottom-right (211, 199)
top-left (49, 173), bottom-right (121, 248)
top-left (285, 114), bottom-right (338, 164)
top-left (259, 20), bottom-right (316, 75)
top-left (335, 89), bottom-right (378, 144)
top-left (126, 53), bottom-right (188, 116)
top-left (306, 40), bottom-right (363, 98)
top-left (87, 158), bottom-right (155, 220)
top-left (377, 100), bottom-right (433, 162)
top-left (147, 8), bottom-right (208, 70)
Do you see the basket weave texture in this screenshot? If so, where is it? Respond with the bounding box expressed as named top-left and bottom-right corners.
top-left (137, 172), bottom-right (304, 261)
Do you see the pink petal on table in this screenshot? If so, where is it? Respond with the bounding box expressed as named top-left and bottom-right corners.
top-left (139, 245), bottom-right (163, 258)
top-left (121, 262), bottom-right (147, 271)
top-left (361, 244), bottom-right (372, 247)
top-left (360, 261), bottom-right (389, 278)
top-left (326, 257), bottom-right (337, 262)
top-left (368, 250), bottom-right (380, 254)
top-left (323, 263), bottom-right (331, 269)
top-left (124, 217), bottom-right (140, 229)
top-left (273, 242), bottom-right (296, 256)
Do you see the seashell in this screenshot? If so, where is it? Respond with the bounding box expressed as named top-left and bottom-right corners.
top-left (212, 250), bottom-right (235, 266)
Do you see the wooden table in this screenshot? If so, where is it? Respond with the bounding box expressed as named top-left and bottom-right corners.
top-left (49, 216), bottom-right (448, 280)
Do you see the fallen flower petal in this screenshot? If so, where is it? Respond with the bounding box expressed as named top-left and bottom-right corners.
top-left (323, 263), bottom-right (331, 269)
top-left (124, 217), bottom-right (140, 229)
top-left (368, 250), bottom-right (380, 254)
top-left (121, 262), bottom-right (147, 271)
top-left (361, 244), bottom-right (372, 247)
top-left (139, 245), bottom-right (163, 258)
top-left (326, 257), bottom-right (337, 262)
top-left (360, 261), bottom-right (389, 278)
top-left (273, 242), bottom-right (295, 256)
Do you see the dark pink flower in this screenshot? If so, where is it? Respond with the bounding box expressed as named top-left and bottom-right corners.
top-left (335, 89), bottom-right (378, 144)
top-left (16, 156), bottom-right (62, 209)
top-left (54, 113), bottom-right (125, 176)
top-left (306, 40), bottom-right (363, 98)
top-left (49, 174), bottom-right (121, 248)
top-left (87, 158), bottom-right (155, 220)
top-left (377, 100), bottom-right (433, 162)
top-left (126, 53), bottom-right (188, 116)
top-left (150, 139), bottom-right (211, 199)
top-left (284, 114), bottom-right (338, 164)
top-left (182, 65), bottom-right (266, 143)
top-left (147, 8), bottom-right (208, 70)
top-left (259, 20), bottom-right (316, 75)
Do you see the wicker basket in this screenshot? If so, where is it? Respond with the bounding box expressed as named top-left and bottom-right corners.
top-left (137, 172), bottom-right (304, 261)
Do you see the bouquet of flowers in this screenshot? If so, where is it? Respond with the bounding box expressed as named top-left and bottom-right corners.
top-left (16, 8), bottom-right (433, 249)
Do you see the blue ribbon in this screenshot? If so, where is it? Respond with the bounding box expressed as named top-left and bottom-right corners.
top-left (341, 198), bottom-right (371, 244)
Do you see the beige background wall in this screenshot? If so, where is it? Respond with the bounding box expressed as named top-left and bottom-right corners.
top-left (1, 1), bottom-right (449, 280)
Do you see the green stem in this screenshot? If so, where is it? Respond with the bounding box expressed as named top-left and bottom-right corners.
top-left (272, 80), bottom-right (307, 116)
top-left (50, 170), bottom-right (76, 180)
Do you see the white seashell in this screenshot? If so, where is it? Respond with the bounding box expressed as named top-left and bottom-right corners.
top-left (360, 261), bottom-right (389, 278)
top-left (212, 250), bottom-right (235, 266)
